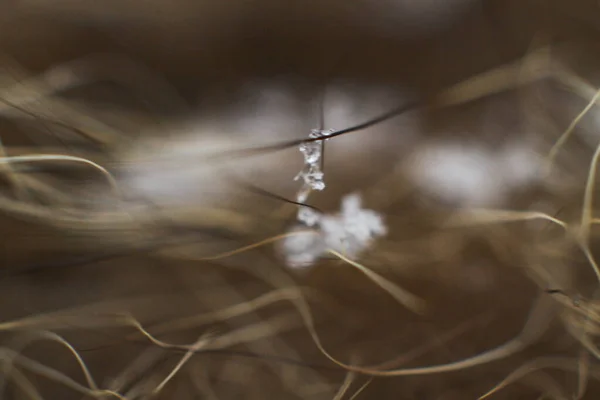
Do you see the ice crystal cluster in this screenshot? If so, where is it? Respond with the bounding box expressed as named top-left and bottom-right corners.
top-left (282, 193), bottom-right (388, 269)
top-left (282, 128), bottom-right (388, 269)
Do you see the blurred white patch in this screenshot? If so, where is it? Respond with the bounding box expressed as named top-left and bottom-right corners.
top-left (226, 82), bottom-right (307, 142)
top-left (408, 140), bottom-right (543, 207)
top-left (498, 142), bottom-right (543, 187)
top-left (118, 132), bottom-right (236, 206)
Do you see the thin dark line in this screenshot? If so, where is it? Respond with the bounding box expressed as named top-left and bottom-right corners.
top-left (2, 189), bottom-right (319, 279)
top-left (222, 99), bottom-right (421, 159)
top-left (309, 99), bottom-right (420, 142)
top-left (234, 179), bottom-right (323, 214)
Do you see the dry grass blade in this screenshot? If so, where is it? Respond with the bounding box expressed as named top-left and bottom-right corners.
top-left (327, 249), bottom-right (427, 314)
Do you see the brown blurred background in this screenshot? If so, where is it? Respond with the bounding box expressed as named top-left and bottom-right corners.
top-left (2, 1), bottom-right (600, 399)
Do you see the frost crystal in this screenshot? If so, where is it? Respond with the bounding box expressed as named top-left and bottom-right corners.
top-left (294, 129), bottom-right (332, 194)
top-left (281, 193), bottom-right (387, 269)
top-left (298, 130), bottom-right (324, 164)
top-left (321, 193), bottom-right (387, 258)
top-left (285, 130), bottom-right (386, 268)
top-left (280, 226), bottom-right (325, 269)
top-left (297, 207), bottom-right (321, 227)
top-left (294, 128), bottom-right (333, 225)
